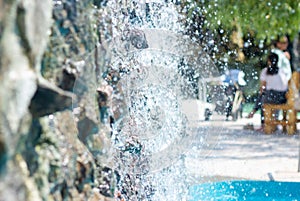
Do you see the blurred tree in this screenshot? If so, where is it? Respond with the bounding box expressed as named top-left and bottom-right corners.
top-left (180, 0), bottom-right (300, 99)
top-left (185, 0), bottom-right (300, 43)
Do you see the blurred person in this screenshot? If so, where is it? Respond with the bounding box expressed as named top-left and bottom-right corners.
top-left (270, 36), bottom-right (292, 120)
top-left (247, 36), bottom-right (292, 124)
top-left (247, 52), bottom-right (290, 131)
top-left (222, 69), bottom-right (246, 120)
top-left (261, 52), bottom-right (289, 104)
top-left (272, 35), bottom-right (292, 79)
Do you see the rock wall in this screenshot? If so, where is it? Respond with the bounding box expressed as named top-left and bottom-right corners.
top-left (0, 0), bottom-right (112, 200)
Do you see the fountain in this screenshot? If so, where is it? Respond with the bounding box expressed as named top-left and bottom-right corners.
top-left (72, 1), bottom-right (223, 200)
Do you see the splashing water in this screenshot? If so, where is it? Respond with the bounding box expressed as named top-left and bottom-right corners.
top-left (72, 1), bottom-right (223, 200)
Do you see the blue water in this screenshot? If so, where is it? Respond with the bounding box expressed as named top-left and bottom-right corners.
top-left (188, 180), bottom-right (300, 201)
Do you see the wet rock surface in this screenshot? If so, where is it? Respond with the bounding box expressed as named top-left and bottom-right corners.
top-left (0, 0), bottom-right (113, 200)
top-left (29, 77), bottom-right (75, 118)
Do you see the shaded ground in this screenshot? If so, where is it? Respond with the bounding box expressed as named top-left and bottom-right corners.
top-left (185, 113), bottom-right (300, 184)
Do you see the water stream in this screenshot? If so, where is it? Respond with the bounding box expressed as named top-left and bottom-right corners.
top-left (73, 1), bottom-right (222, 200)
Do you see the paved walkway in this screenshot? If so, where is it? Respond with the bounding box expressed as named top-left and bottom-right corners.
top-left (185, 113), bottom-right (300, 184)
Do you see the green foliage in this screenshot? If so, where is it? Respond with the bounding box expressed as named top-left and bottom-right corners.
top-left (187, 0), bottom-right (300, 43)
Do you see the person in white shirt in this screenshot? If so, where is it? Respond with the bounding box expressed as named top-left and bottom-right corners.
top-left (271, 35), bottom-right (292, 82)
top-left (260, 52), bottom-right (289, 104)
top-left (246, 52), bottom-right (289, 131)
top-left (248, 36), bottom-right (292, 117)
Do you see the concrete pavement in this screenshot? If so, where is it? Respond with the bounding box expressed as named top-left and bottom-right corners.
top-left (185, 113), bottom-right (300, 184)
